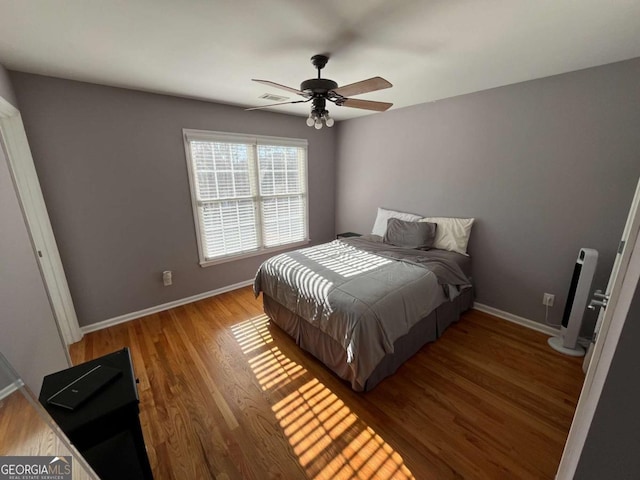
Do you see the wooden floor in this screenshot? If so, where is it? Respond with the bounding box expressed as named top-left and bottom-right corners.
top-left (70, 287), bottom-right (584, 480)
top-left (0, 389), bottom-right (97, 478)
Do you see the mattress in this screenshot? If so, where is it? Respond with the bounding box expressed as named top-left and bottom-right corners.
top-left (264, 286), bottom-right (473, 391)
top-left (254, 236), bottom-right (473, 390)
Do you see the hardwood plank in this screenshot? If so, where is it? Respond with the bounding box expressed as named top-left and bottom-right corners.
top-left (70, 288), bottom-right (584, 479)
top-left (0, 389), bottom-right (98, 478)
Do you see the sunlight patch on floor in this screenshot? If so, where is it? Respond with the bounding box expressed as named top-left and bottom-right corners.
top-left (232, 315), bottom-right (415, 480)
top-left (231, 314), bottom-right (273, 354)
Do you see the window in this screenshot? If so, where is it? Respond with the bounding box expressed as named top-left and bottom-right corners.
top-left (183, 129), bottom-right (308, 265)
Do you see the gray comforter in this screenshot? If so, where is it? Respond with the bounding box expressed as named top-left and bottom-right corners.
top-left (254, 236), bottom-right (471, 388)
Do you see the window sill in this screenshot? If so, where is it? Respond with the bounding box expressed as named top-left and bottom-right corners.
top-left (199, 239), bottom-right (310, 267)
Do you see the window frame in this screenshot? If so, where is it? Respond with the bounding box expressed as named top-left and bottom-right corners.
top-left (183, 129), bottom-right (309, 267)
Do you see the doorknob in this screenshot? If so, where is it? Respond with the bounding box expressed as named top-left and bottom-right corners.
top-left (588, 298), bottom-right (608, 310)
top-left (592, 289), bottom-right (610, 301)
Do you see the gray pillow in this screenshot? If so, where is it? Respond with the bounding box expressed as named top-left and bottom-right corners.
top-left (383, 218), bottom-right (437, 249)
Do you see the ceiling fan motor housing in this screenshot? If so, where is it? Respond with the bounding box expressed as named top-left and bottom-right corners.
top-left (300, 78), bottom-right (338, 95)
top-left (312, 97), bottom-right (327, 111)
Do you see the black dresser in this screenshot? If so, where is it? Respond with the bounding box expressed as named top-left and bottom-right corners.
top-left (39, 347), bottom-right (154, 480)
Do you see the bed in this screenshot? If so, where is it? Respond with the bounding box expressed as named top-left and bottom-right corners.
top-left (253, 233), bottom-right (473, 391)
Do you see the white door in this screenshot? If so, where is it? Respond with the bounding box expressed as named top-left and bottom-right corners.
top-left (556, 177), bottom-right (640, 478)
top-left (583, 177), bottom-right (640, 374)
top-left (0, 96), bottom-right (83, 347)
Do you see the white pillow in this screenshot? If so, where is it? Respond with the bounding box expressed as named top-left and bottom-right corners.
top-left (420, 217), bottom-right (475, 255)
top-left (371, 207), bottom-right (422, 237)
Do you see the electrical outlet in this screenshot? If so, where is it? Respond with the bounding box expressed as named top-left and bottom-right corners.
top-left (162, 270), bottom-right (172, 286)
top-left (542, 293), bottom-right (555, 307)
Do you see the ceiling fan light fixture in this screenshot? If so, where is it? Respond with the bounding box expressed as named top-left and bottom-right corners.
top-left (324, 113), bottom-right (334, 127)
top-left (306, 114), bottom-right (316, 127)
top-left (307, 107), bottom-right (334, 129)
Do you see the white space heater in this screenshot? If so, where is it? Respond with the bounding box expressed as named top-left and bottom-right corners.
top-left (547, 248), bottom-right (598, 357)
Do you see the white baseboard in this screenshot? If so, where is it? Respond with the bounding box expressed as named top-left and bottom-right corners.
top-left (0, 381), bottom-right (23, 400)
top-left (81, 279), bottom-right (255, 334)
top-left (80, 284), bottom-right (561, 338)
top-left (473, 302), bottom-right (560, 336)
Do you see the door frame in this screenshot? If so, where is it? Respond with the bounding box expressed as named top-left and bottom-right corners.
top-left (0, 95), bottom-right (82, 346)
top-left (556, 179), bottom-right (640, 478)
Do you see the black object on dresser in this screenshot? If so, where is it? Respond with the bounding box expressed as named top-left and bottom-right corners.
top-left (39, 347), bottom-right (154, 480)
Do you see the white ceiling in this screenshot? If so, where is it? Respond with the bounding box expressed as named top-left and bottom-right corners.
top-left (0, 0), bottom-right (639, 120)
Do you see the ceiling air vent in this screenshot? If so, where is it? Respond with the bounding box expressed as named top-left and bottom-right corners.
top-left (259, 93), bottom-right (289, 102)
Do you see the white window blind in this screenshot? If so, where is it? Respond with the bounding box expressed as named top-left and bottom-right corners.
top-left (184, 130), bottom-right (308, 264)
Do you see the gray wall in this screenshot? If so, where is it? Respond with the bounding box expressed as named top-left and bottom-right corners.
top-left (575, 275), bottom-right (640, 478)
top-left (10, 73), bottom-right (337, 327)
top-left (0, 120), bottom-right (69, 393)
top-left (335, 58), bottom-right (640, 329)
top-left (0, 64), bottom-right (18, 107)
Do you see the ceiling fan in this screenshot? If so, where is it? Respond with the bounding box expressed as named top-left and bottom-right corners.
top-left (247, 54), bottom-right (393, 129)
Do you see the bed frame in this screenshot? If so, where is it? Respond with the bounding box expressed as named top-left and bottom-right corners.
top-left (262, 286), bottom-right (474, 391)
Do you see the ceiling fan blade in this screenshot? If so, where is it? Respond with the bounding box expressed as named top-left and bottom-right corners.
top-left (245, 99), bottom-right (309, 111)
top-left (332, 77), bottom-right (392, 97)
top-left (340, 98), bottom-right (393, 112)
top-left (252, 79), bottom-right (305, 96)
